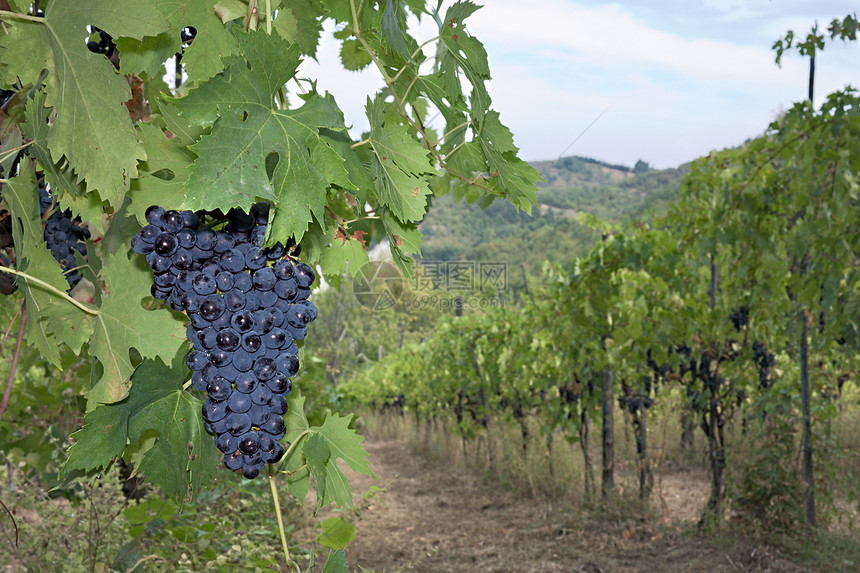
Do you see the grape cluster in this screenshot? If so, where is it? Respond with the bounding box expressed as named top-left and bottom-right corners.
top-left (752, 340), bottom-right (775, 389)
top-left (39, 179), bottom-right (90, 289)
top-left (86, 26), bottom-right (116, 59)
top-left (729, 305), bottom-right (750, 331)
top-left (131, 203), bottom-right (316, 479)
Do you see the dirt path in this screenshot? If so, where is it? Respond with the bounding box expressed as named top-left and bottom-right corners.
top-left (336, 438), bottom-right (806, 573)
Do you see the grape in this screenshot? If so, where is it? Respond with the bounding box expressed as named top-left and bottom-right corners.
top-left (207, 377), bottom-right (232, 401)
top-left (228, 391), bottom-right (252, 413)
top-left (216, 328), bottom-right (241, 352)
top-left (253, 357), bottom-right (277, 381)
top-left (131, 203), bottom-right (319, 479)
top-left (225, 412), bottom-right (252, 435)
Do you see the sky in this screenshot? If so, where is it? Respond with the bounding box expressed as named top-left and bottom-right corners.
top-left (299, 0), bottom-right (859, 170)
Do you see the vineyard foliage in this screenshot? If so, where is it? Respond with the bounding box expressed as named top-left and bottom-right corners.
top-left (0, 0), bottom-right (540, 531)
top-left (340, 16), bottom-right (860, 525)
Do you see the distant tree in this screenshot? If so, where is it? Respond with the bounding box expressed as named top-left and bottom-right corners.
top-left (633, 159), bottom-right (651, 174)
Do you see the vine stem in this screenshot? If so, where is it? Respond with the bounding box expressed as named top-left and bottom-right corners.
top-left (0, 10), bottom-right (44, 23)
top-left (0, 266), bottom-right (98, 315)
top-left (268, 464), bottom-right (299, 573)
top-left (265, 0), bottom-right (272, 35)
top-left (0, 302), bottom-right (26, 423)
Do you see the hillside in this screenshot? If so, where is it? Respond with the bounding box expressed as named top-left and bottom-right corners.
top-left (416, 156), bottom-right (687, 294)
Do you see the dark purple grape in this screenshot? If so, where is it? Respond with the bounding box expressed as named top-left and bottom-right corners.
top-left (244, 249), bottom-right (267, 270)
top-left (294, 263), bottom-right (315, 288)
top-left (195, 227), bottom-right (217, 251)
top-left (145, 206), bottom-right (166, 226)
top-left (228, 391), bottom-right (252, 413)
top-left (274, 278), bottom-right (297, 301)
top-left (162, 210), bottom-right (185, 233)
top-left (269, 394), bottom-right (289, 415)
top-left (197, 327), bottom-right (217, 349)
top-left (177, 228), bottom-right (197, 249)
top-left (209, 348), bottom-right (232, 367)
top-left (216, 432), bottom-right (239, 454)
top-left (253, 357), bottom-right (277, 381)
top-left (276, 353), bottom-right (299, 377)
top-left (228, 208), bottom-right (255, 232)
top-left (252, 267), bottom-right (276, 290)
top-left (223, 451), bottom-right (243, 470)
top-left (273, 259), bottom-right (294, 280)
top-left (216, 328), bottom-right (241, 352)
top-left (207, 377), bottom-right (232, 401)
top-left (266, 374), bottom-right (291, 394)
top-left (257, 431), bottom-right (275, 453)
top-left (238, 432), bottom-right (260, 455)
top-left (241, 462), bottom-right (262, 479)
top-left (232, 310), bottom-right (254, 333)
top-left (251, 383), bottom-right (273, 405)
top-left (132, 235), bottom-right (153, 255)
top-left (257, 290), bottom-right (279, 309)
top-left (233, 349), bottom-right (254, 372)
top-left (191, 370), bottom-right (207, 391)
top-left (264, 328), bottom-right (287, 349)
top-left (199, 296), bottom-right (225, 321)
top-left (215, 271), bottom-right (235, 292)
top-left (233, 272), bottom-right (253, 293)
top-left (248, 404), bottom-right (270, 425)
top-left (214, 231), bottom-right (235, 253)
top-left (153, 232), bottom-right (178, 256)
top-left (241, 332), bottom-right (262, 353)
top-left (250, 202), bottom-right (270, 224)
top-left (181, 210), bottom-right (199, 228)
top-left (192, 273), bottom-right (217, 295)
top-left (225, 412), bottom-right (252, 435)
top-left (265, 442), bottom-right (285, 464)
top-left (244, 291), bottom-right (261, 312)
top-left (140, 225), bottom-right (160, 243)
top-left (260, 415), bottom-right (286, 440)
top-left (224, 291), bottom-right (246, 312)
top-left (186, 350), bottom-right (208, 371)
top-left (202, 399), bottom-right (228, 422)
top-left (219, 248), bottom-right (246, 273)
top-left (235, 373), bottom-right (258, 394)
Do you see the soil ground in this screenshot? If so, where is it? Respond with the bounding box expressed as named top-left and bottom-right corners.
top-left (330, 437), bottom-right (815, 573)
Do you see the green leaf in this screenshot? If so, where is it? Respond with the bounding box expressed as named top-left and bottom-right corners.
top-left (320, 550), bottom-right (348, 573)
top-left (0, 1), bottom-right (167, 207)
top-left (339, 38), bottom-right (373, 71)
top-left (21, 91), bottom-right (106, 234)
top-left (3, 164), bottom-right (84, 367)
top-left (366, 97), bottom-right (435, 223)
top-left (178, 31), bottom-right (350, 242)
top-left (88, 249), bottom-right (187, 408)
top-left (304, 433), bottom-right (331, 507)
top-left (381, 0), bottom-right (410, 58)
top-left (273, 0), bottom-right (326, 58)
top-left (319, 230), bottom-right (370, 278)
top-left (128, 122), bottom-right (196, 224)
top-left (317, 517), bottom-right (356, 550)
top-left (116, 0), bottom-right (240, 82)
top-left (61, 355), bottom-right (219, 502)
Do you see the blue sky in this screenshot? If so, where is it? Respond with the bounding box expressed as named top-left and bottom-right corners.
top-left (301, 1), bottom-right (859, 169)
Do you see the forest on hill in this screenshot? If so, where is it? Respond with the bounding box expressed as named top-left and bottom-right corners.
top-left (417, 155), bottom-right (686, 294)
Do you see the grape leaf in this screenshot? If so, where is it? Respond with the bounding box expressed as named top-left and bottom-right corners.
top-left (128, 122), bottom-right (196, 225)
top-left (319, 229), bottom-right (370, 277)
top-left (0, 1), bottom-right (167, 208)
top-left (3, 164), bottom-right (85, 367)
top-left (313, 412), bottom-right (374, 509)
top-left (273, 0), bottom-right (326, 58)
top-left (115, 0), bottom-right (240, 83)
top-left (178, 30), bottom-right (351, 242)
top-left (88, 249), bottom-right (187, 408)
top-left (61, 355), bottom-right (219, 502)
top-left (366, 97), bottom-right (435, 223)
top-left (21, 91), bottom-right (107, 234)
